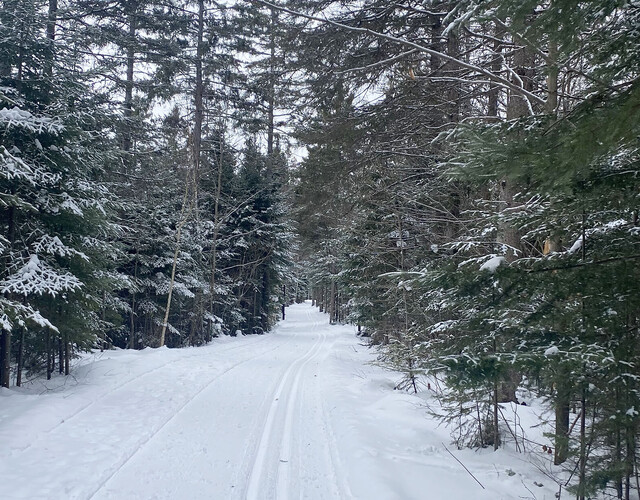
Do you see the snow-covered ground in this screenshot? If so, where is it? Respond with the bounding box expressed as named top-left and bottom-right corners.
top-left (1, 302), bottom-right (559, 499)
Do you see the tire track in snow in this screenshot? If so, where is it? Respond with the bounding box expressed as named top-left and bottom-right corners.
top-left (230, 306), bottom-right (323, 499)
top-left (18, 335), bottom-right (268, 453)
top-left (245, 326), bottom-right (327, 500)
top-left (85, 335), bottom-right (290, 500)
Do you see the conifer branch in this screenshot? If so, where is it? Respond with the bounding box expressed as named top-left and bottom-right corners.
top-left (248, 0), bottom-right (546, 107)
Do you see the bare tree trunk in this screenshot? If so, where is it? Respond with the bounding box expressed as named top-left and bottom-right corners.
top-left (15, 328), bottom-right (24, 387)
top-left (493, 376), bottom-right (500, 451)
top-left (1, 192), bottom-right (17, 388)
top-left (64, 333), bottom-right (70, 376)
top-left (159, 218), bottom-right (187, 347)
top-left (208, 124), bottom-right (226, 338)
top-left (129, 251), bottom-right (138, 349)
top-left (101, 292), bottom-right (107, 351)
top-left (58, 336), bottom-right (63, 374)
top-left (554, 373), bottom-right (570, 465)
top-left (160, 0), bottom-right (204, 347)
top-left (546, 8), bottom-right (558, 116)
top-left (0, 330), bottom-right (10, 388)
top-left (578, 389), bottom-right (587, 500)
top-left (329, 281), bottom-right (336, 323)
top-left (487, 23), bottom-right (503, 118)
top-left (492, 24), bottom-right (536, 404)
top-left (43, 0), bottom-right (57, 79)
top-left (46, 331), bottom-right (52, 380)
top-left (616, 424), bottom-right (624, 498)
top-left (192, 0), bottom-right (204, 181)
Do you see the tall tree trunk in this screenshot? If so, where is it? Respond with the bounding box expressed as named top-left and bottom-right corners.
top-left (493, 375), bottom-right (500, 451)
top-left (122, 7), bottom-right (137, 159)
top-left (16, 328), bottom-right (24, 387)
top-left (129, 251), bottom-right (138, 349)
top-left (267, 8), bottom-right (276, 156)
top-left (329, 281), bottom-right (335, 323)
top-left (494, 24), bottom-right (536, 403)
top-left (64, 334), bottom-right (70, 376)
top-left (487, 22), bottom-right (503, 118)
top-left (208, 127), bottom-right (225, 337)
top-left (160, 0), bottom-right (204, 347)
top-left (43, 0), bottom-right (57, 80)
top-left (192, 0), bottom-right (204, 181)
top-left (554, 370), bottom-right (571, 465)
top-left (0, 329), bottom-right (10, 388)
top-left (46, 331), bottom-right (52, 380)
top-left (546, 42), bottom-right (558, 115)
top-left (58, 336), bottom-right (63, 374)
top-left (1, 196), bottom-right (17, 387)
top-left (578, 388), bottom-right (587, 500)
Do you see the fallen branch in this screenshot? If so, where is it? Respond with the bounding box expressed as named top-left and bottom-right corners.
top-left (441, 442), bottom-right (486, 489)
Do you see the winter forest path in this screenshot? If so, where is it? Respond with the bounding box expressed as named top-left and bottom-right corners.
top-left (1, 303), bottom-right (355, 500)
top-left (1, 302), bottom-right (557, 500)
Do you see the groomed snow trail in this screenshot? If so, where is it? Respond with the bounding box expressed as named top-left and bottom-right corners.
top-left (1, 304), bottom-right (349, 500)
top-left (1, 302), bottom-right (559, 500)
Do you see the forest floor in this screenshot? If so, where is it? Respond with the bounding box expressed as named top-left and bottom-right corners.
top-left (1, 302), bottom-right (560, 499)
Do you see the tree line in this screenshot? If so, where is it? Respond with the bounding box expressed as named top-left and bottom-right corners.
top-left (2, 0), bottom-right (640, 497)
top-left (287, 0), bottom-right (640, 498)
top-left (0, 0), bottom-right (300, 385)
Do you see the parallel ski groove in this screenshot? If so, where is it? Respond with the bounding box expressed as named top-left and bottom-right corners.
top-left (245, 324), bottom-right (326, 500)
top-left (86, 336), bottom-right (288, 500)
top-left (275, 331), bottom-right (328, 499)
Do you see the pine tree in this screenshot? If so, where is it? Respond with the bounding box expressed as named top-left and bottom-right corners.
top-left (1, 0), bottom-right (120, 384)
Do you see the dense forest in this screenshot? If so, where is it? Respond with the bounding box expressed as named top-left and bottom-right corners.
top-left (1, 0), bottom-right (639, 498)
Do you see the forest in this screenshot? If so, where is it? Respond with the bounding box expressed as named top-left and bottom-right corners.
top-left (1, 0), bottom-right (639, 498)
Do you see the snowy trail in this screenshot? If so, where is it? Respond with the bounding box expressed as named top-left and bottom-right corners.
top-left (1, 302), bottom-right (559, 500)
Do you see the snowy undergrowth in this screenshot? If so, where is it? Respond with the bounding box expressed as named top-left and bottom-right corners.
top-left (323, 335), bottom-right (560, 500)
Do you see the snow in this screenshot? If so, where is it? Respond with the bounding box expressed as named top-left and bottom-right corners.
top-left (0, 107), bottom-right (64, 134)
top-left (0, 254), bottom-right (82, 297)
top-left (0, 302), bottom-right (557, 499)
top-left (479, 255), bottom-right (505, 272)
top-left (544, 346), bottom-right (560, 356)
top-left (568, 236), bottom-right (583, 254)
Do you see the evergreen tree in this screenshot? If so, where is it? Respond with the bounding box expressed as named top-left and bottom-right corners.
top-left (0, 0), bottom-right (120, 384)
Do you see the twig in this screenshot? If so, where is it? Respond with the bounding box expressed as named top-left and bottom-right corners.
top-left (441, 442), bottom-right (486, 489)
top-left (520, 478), bottom-right (538, 500)
top-left (498, 405), bottom-right (523, 452)
top-left (526, 254), bottom-right (640, 273)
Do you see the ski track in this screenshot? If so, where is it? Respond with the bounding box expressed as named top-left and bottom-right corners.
top-left (273, 333), bottom-right (325, 499)
top-left (245, 328), bottom-right (326, 500)
top-left (86, 336), bottom-right (289, 500)
top-left (2, 305), bottom-right (360, 500)
top-left (17, 335), bottom-right (269, 452)
top-left (314, 342), bottom-right (354, 500)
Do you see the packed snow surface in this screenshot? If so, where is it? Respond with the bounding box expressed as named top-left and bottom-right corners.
top-left (1, 302), bottom-right (558, 499)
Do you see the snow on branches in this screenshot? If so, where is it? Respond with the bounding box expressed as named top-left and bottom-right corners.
top-left (1, 255), bottom-right (82, 297)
